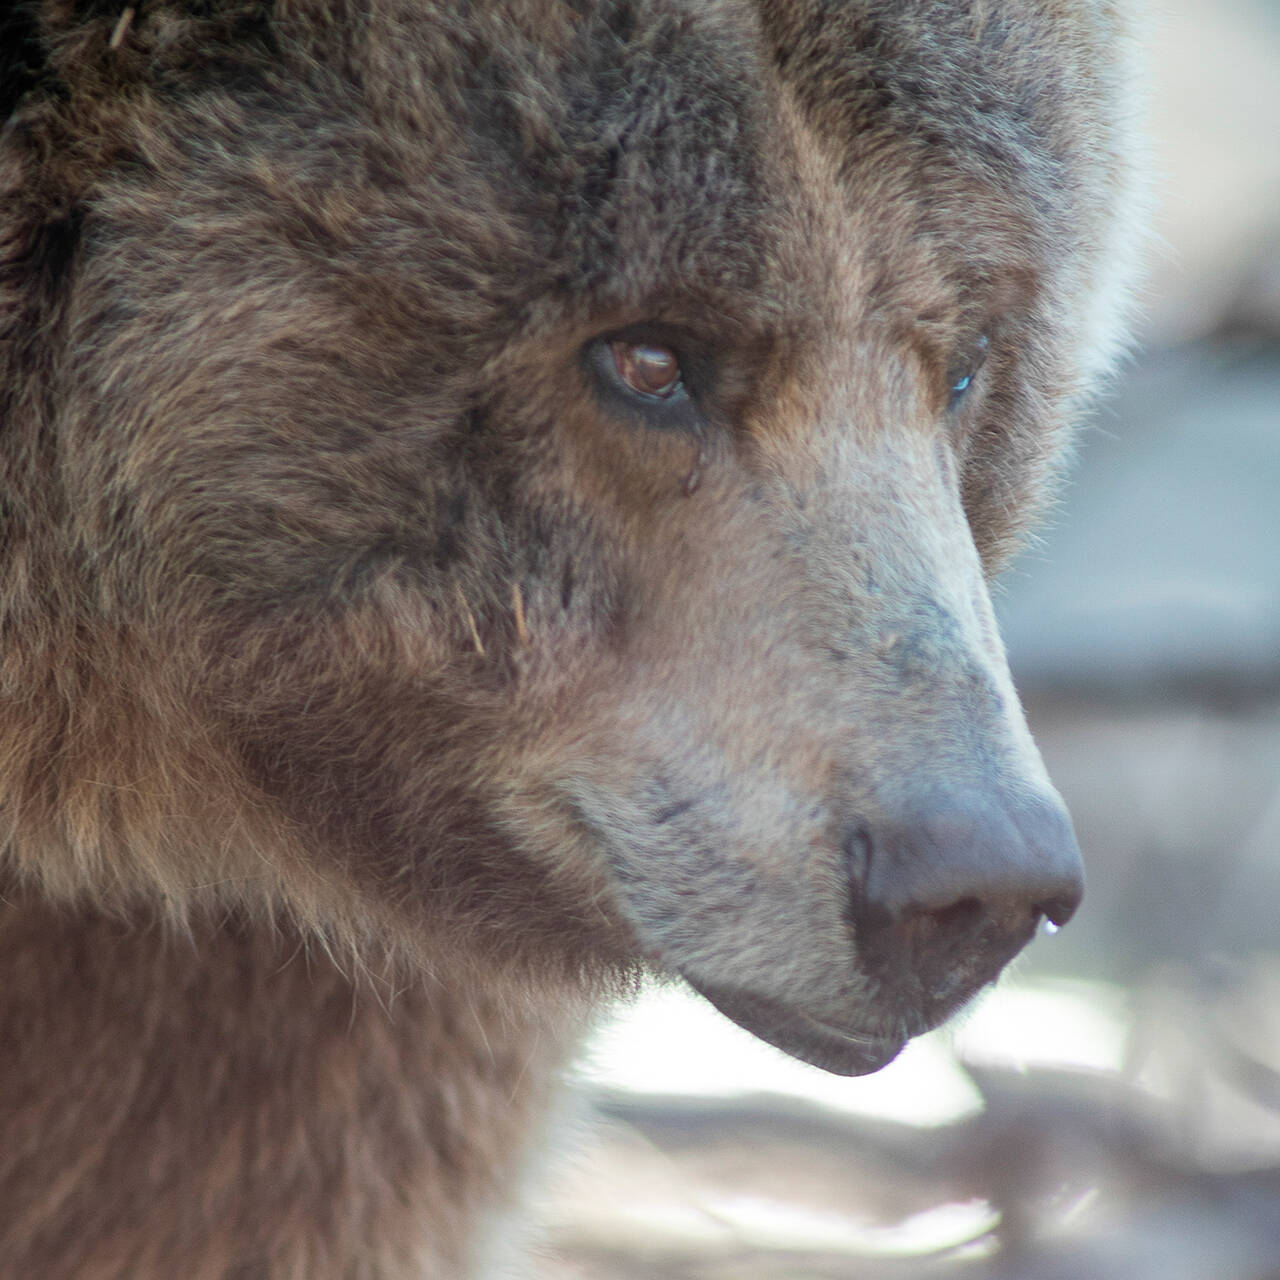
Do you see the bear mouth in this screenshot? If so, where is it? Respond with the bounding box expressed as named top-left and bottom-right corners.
top-left (684, 979), bottom-right (908, 1077)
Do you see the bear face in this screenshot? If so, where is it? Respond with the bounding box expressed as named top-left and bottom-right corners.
top-left (1, 0), bottom-right (1137, 1080)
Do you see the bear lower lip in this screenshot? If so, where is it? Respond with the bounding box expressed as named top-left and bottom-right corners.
top-left (683, 979), bottom-right (906, 1077)
top-left (780, 1022), bottom-right (906, 1076)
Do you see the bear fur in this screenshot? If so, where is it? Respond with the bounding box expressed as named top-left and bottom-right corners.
top-left (0, 0), bottom-right (1140, 1275)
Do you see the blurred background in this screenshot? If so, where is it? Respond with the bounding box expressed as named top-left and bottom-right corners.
top-left (529, 0), bottom-right (1280, 1275)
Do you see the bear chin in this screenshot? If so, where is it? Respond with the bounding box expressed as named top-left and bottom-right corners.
top-left (685, 979), bottom-right (910, 1077)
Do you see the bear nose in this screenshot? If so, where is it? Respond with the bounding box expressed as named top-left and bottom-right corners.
top-left (844, 788), bottom-right (1084, 1019)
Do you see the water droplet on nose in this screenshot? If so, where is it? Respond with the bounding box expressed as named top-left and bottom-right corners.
top-left (1041, 918), bottom-right (1060, 936)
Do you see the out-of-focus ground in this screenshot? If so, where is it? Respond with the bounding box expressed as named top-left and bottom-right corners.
top-left (526, 0), bottom-right (1280, 1275)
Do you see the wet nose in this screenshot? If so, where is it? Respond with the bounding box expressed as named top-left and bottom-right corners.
top-left (844, 788), bottom-right (1084, 1018)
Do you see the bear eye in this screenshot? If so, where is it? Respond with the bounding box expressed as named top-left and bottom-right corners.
top-left (584, 329), bottom-right (705, 434)
top-left (610, 340), bottom-right (683, 400)
top-left (947, 333), bottom-right (990, 408)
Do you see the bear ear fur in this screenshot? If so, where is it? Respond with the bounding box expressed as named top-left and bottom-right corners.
top-left (0, 1), bottom-right (126, 133)
top-left (0, 1), bottom-right (199, 296)
top-left (0, 1), bottom-right (88, 308)
top-left (5, 2), bottom-right (161, 118)
top-left (1, 1), bottom-right (274, 127)
top-left (1, 2), bottom-right (47, 124)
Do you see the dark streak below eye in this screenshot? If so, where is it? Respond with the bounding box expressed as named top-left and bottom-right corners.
top-left (682, 443), bottom-right (707, 496)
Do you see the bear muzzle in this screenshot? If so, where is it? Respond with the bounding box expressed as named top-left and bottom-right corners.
top-left (678, 785), bottom-right (1082, 1076)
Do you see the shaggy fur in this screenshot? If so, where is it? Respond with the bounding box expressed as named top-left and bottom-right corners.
top-left (1, 0), bottom-right (1139, 1274)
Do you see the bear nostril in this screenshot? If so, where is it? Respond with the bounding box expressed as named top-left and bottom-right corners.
top-left (843, 787), bottom-right (1084, 1016)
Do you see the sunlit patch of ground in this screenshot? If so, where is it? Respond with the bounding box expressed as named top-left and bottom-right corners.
top-left (531, 959), bottom-right (1280, 1279)
top-left (528, 977), bottom-right (1130, 1276)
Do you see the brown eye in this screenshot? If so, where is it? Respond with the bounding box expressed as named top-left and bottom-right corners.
top-left (610, 340), bottom-right (683, 399)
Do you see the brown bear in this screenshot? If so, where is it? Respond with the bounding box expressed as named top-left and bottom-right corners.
top-left (0, 0), bottom-right (1140, 1275)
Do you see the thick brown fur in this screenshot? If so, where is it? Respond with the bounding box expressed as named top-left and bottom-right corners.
top-left (0, 1), bottom-right (1140, 1275)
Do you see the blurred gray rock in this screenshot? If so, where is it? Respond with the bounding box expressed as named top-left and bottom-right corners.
top-left (1139, 0), bottom-right (1280, 346)
top-left (999, 340), bottom-right (1280, 701)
